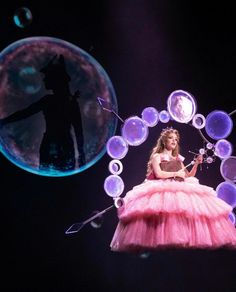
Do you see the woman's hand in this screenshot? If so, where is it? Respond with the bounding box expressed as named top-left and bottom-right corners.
top-left (195, 154), bottom-right (203, 164)
top-left (175, 169), bottom-right (186, 178)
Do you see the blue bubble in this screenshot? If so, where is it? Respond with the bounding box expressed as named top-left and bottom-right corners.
top-left (205, 110), bottom-right (233, 140)
top-left (159, 110), bottom-right (170, 123)
top-left (0, 37), bottom-right (117, 177)
top-left (214, 139), bottom-right (233, 159)
top-left (220, 156), bottom-right (236, 183)
top-left (13, 7), bottom-right (33, 28)
top-left (216, 181), bottom-right (236, 208)
top-left (18, 66), bottom-right (41, 94)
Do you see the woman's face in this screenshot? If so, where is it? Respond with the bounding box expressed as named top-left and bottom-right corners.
top-left (165, 132), bottom-right (178, 151)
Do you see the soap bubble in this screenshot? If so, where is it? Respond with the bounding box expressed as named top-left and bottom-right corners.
top-left (220, 156), bottom-right (236, 182)
top-left (106, 136), bottom-right (128, 159)
top-left (159, 110), bottom-right (170, 123)
top-left (205, 110), bottom-right (233, 140)
top-left (108, 159), bottom-right (123, 175)
top-left (13, 7), bottom-right (33, 28)
top-left (141, 107), bottom-right (159, 127)
top-left (121, 116), bottom-right (149, 146)
top-left (214, 139), bottom-right (233, 159)
top-left (0, 37), bottom-right (117, 177)
top-left (192, 114), bottom-right (206, 129)
top-left (104, 175), bottom-right (124, 197)
top-left (229, 212), bottom-right (236, 226)
top-left (216, 181), bottom-right (236, 208)
top-left (167, 90), bottom-right (197, 123)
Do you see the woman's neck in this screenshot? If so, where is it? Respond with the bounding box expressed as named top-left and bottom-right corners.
top-left (162, 149), bottom-right (173, 156)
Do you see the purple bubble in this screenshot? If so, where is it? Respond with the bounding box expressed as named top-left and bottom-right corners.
top-left (104, 175), bottom-right (124, 197)
top-left (220, 156), bottom-right (236, 183)
top-left (159, 110), bottom-right (170, 123)
top-left (206, 142), bottom-right (213, 150)
top-left (205, 110), bottom-right (233, 140)
top-left (206, 156), bottom-right (213, 164)
top-left (108, 159), bottom-right (123, 175)
top-left (192, 114), bottom-right (206, 129)
top-left (106, 136), bottom-right (128, 159)
top-left (229, 212), bottom-right (236, 226)
top-left (216, 181), bottom-right (236, 208)
top-left (121, 116), bottom-right (149, 146)
top-left (141, 107), bottom-right (159, 127)
top-left (214, 139), bottom-right (233, 159)
top-left (114, 197), bottom-right (124, 208)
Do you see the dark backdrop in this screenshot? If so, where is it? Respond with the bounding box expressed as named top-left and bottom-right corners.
top-left (1, 1), bottom-right (236, 291)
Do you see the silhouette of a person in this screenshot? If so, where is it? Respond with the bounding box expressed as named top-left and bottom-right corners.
top-left (0, 54), bottom-right (86, 171)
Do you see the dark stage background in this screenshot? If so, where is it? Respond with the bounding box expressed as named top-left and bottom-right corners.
top-left (1, 1), bottom-right (236, 291)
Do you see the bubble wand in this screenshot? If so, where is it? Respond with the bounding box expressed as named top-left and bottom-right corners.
top-left (65, 197), bottom-right (124, 234)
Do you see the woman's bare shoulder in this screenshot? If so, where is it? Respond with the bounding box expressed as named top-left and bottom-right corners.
top-left (152, 153), bottom-right (161, 161)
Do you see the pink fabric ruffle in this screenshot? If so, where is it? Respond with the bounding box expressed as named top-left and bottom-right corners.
top-left (110, 177), bottom-right (236, 252)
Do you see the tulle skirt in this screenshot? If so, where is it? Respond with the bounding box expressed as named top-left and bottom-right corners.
top-left (110, 177), bottom-right (236, 252)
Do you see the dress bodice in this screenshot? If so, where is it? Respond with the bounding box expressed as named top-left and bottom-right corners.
top-left (146, 154), bottom-right (184, 181)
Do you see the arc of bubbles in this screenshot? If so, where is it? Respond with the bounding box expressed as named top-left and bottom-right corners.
top-left (65, 101), bottom-right (236, 234)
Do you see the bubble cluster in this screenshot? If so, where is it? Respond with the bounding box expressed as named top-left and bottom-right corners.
top-left (102, 89), bottom-right (235, 222)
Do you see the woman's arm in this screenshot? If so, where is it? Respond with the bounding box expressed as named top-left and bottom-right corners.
top-left (152, 154), bottom-right (185, 179)
top-left (183, 154), bottom-right (203, 177)
top-left (0, 99), bottom-right (43, 126)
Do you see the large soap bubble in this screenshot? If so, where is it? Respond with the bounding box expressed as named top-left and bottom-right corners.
top-left (167, 90), bottom-right (197, 123)
top-left (220, 156), bottom-right (236, 182)
top-left (205, 110), bottom-right (233, 140)
top-left (0, 37), bottom-right (117, 177)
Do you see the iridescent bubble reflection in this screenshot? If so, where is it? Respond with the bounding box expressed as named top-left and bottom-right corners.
top-left (0, 37), bottom-right (117, 177)
top-left (13, 7), bottom-right (33, 28)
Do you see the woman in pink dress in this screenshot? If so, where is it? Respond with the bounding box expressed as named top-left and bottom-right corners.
top-left (110, 127), bottom-right (236, 252)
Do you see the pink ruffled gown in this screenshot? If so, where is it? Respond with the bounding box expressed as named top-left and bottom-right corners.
top-left (110, 154), bottom-right (236, 252)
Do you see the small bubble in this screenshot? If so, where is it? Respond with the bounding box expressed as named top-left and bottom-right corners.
top-left (13, 7), bottom-right (33, 28)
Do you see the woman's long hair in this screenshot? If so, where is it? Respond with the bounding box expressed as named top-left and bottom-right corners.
top-left (146, 128), bottom-right (180, 177)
